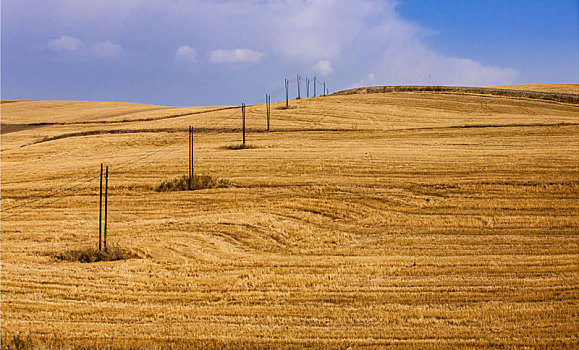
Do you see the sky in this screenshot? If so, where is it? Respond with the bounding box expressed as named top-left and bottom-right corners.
top-left (1, 0), bottom-right (578, 107)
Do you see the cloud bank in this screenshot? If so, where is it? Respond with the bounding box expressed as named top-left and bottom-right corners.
top-left (4, 0), bottom-right (524, 105)
top-left (39, 0), bottom-right (518, 85)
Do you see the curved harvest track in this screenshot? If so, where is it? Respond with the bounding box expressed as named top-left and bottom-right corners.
top-left (1, 87), bottom-right (578, 348)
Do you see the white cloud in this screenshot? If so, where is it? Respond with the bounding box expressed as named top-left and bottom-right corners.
top-left (351, 73), bottom-right (376, 88)
top-left (92, 41), bottom-right (123, 58)
top-left (48, 35), bottom-right (82, 51)
top-left (208, 48), bottom-right (264, 64)
top-left (31, 0), bottom-right (521, 93)
top-left (313, 60), bottom-right (333, 76)
top-left (369, 42), bottom-right (519, 86)
top-left (175, 45), bottom-right (198, 62)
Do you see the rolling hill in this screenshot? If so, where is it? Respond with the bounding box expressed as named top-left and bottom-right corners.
top-left (1, 88), bottom-right (578, 348)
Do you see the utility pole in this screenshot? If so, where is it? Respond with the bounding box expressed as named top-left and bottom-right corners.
top-left (242, 103), bottom-right (246, 145)
top-left (268, 95), bottom-right (271, 130)
top-left (188, 126), bottom-right (191, 187)
top-left (103, 165), bottom-right (109, 251)
top-left (285, 79), bottom-right (289, 108)
top-left (314, 76), bottom-right (317, 97)
top-left (188, 125), bottom-right (194, 187)
top-left (297, 74), bottom-right (301, 99)
top-left (266, 94), bottom-right (270, 131)
top-left (98, 163), bottom-right (103, 251)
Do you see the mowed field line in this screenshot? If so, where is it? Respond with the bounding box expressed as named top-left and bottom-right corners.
top-left (1, 89), bottom-right (579, 349)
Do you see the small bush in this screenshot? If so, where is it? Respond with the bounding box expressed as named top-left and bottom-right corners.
top-left (155, 175), bottom-right (229, 192)
top-left (55, 245), bottom-right (139, 263)
top-left (2, 333), bottom-right (33, 350)
top-left (276, 105), bottom-right (296, 110)
top-left (224, 143), bottom-right (258, 150)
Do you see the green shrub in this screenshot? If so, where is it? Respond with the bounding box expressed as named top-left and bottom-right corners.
top-left (224, 143), bottom-right (258, 150)
top-left (2, 333), bottom-right (32, 350)
top-left (55, 245), bottom-right (139, 263)
top-left (155, 175), bottom-right (230, 192)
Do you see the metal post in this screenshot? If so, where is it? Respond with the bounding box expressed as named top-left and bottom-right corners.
top-left (104, 166), bottom-right (109, 251)
top-left (98, 163), bottom-right (103, 251)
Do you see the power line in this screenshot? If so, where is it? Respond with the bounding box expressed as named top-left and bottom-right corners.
top-left (1, 173), bottom-right (101, 219)
top-left (3, 76), bottom-right (324, 218)
top-left (1, 171), bottom-right (101, 212)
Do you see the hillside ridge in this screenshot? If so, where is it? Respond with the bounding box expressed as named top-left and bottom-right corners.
top-left (333, 85), bottom-right (579, 104)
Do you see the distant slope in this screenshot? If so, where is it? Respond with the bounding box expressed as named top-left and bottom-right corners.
top-left (0, 100), bottom-right (213, 124)
top-left (490, 84), bottom-right (579, 95)
top-left (333, 85), bottom-right (579, 104)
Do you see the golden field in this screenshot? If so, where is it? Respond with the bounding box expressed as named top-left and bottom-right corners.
top-left (1, 86), bottom-right (579, 349)
top-left (490, 83), bottom-right (579, 95)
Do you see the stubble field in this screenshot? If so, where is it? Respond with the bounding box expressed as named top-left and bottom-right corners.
top-left (1, 87), bottom-right (578, 349)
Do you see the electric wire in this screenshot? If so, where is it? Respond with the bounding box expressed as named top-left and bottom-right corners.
top-left (3, 77), bottom-right (328, 218)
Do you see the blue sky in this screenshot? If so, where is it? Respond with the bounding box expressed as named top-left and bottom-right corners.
top-left (2, 0), bottom-right (578, 106)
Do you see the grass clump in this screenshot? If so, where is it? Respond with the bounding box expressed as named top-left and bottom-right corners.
top-left (224, 143), bottom-right (258, 150)
top-left (55, 245), bottom-right (139, 263)
top-left (2, 332), bottom-right (33, 350)
top-left (155, 175), bottom-right (229, 192)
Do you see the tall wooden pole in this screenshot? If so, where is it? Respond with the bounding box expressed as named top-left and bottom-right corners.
top-left (98, 163), bottom-right (103, 251)
top-left (266, 94), bottom-right (270, 132)
top-left (188, 126), bottom-right (192, 187)
top-left (103, 166), bottom-right (109, 251)
top-left (314, 76), bottom-right (317, 97)
top-left (297, 74), bottom-right (301, 99)
top-left (242, 103), bottom-right (246, 145)
top-left (285, 79), bottom-right (289, 108)
top-left (268, 95), bottom-right (271, 131)
top-left (193, 132), bottom-right (195, 180)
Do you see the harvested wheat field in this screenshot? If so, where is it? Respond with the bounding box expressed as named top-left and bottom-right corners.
top-left (1, 87), bottom-right (579, 349)
top-left (490, 84), bottom-right (579, 95)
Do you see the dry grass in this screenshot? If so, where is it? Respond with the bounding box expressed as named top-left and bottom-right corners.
top-left (490, 83), bottom-right (579, 95)
top-left (1, 89), bottom-right (578, 349)
top-left (55, 245), bottom-right (140, 263)
top-left (334, 85), bottom-right (579, 104)
top-left (155, 175), bottom-right (230, 192)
